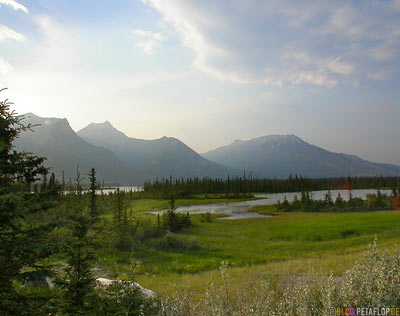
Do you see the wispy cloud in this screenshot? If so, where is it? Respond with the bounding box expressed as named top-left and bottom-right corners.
top-left (0, 1), bottom-right (28, 78)
top-left (2, 15), bottom-right (192, 126)
top-left (0, 57), bottom-right (12, 75)
top-left (132, 28), bottom-right (167, 55)
top-left (143, 0), bottom-right (400, 87)
top-left (0, 24), bottom-right (25, 42)
top-left (0, 0), bottom-right (28, 13)
top-left (206, 96), bottom-right (217, 104)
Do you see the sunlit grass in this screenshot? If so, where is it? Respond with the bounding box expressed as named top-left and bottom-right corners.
top-left (98, 198), bottom-right (400, 298)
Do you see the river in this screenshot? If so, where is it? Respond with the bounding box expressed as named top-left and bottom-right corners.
top-left (166, 189), bottom-right (392, 220)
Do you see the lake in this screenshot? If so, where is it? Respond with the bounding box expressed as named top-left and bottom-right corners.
top-left (95, 186), bottom-right (142, 194)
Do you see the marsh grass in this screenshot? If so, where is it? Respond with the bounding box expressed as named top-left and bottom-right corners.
top-left (135, 211), bottom-right (400, 275)
top-left (159, 239), bottom-right (400, 315)
top-left (96, 198), bottom-right (400, 300)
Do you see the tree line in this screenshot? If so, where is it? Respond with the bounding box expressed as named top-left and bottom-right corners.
top-left (275, 187), bottom-right (400, 212)
top-left (143, 174), bottom-right (400, 199)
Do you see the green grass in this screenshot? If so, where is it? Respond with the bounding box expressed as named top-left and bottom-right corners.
top-left (248, 204), bottom-right (280, 215)
top-left (98, 198), bottom-right (400, 298)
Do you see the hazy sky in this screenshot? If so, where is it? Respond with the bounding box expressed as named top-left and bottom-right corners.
top-left (1, 0), bottom-right (399, 164)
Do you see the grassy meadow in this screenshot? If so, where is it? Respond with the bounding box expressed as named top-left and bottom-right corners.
top-left (96, 198), bottom-right (400, 298)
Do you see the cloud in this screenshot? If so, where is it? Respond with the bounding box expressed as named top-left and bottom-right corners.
top-left (143, 0), bottom-right (400, 87)
top-left (2, 15), bottom-right (193, 128)
top-left (0, 1), bottom-right (27, 80)
top-left (0, 24), bottom-right (25, 42)
top-left (0, 0), bottom-right (28, 13)
top-left (206, 96), bottom-right (217, 104)
top-left (132, 28), bottom-right (167, 55)
top-left (0, 57), bottom-right (12, 75)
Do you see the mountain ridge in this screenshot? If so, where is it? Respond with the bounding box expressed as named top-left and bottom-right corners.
top-left (203, 134), bottom-right (400, 178)
top-left (14, 114), bottom-right (148, 185)
top-left (14, 114), bottom-right (400, 182)
top-left (77, 121), bottom-right (239, 179)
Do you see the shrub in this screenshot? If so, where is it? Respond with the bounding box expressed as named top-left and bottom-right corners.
top-left (162, 210), bottom-right (192, 232)
top-left (96, 280), bottom-right (158, 316)
top-left (155, 232), bottom-right (201, 252)
top-left (201, 212), bottom-right (213, 223)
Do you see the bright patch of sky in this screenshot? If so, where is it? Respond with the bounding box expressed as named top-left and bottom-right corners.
top-left (0, 0), bottom-right (399, 164)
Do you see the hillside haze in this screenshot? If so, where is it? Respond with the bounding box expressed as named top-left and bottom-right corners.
top-left (77, 121), bottom-right (238, 179)
top-left (203, 135), bottom-right (400, 178)
top-left (14, 113), bottom-right (148, 185)
top-left (14, 115), bottom-right (400, 183)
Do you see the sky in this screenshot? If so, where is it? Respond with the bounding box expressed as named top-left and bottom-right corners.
top-left (0, 0), bottom-right (399, 164)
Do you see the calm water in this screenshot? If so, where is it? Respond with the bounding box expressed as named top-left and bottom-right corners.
top-left (158, 189), bottom-right (392, 220)
top-left (95, 186), bottom-right (142, 194)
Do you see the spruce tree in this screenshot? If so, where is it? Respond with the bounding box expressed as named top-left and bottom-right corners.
top-left (56, 168), bottom-right (96, 315)
top-left (0, 90), bottom-right (57, 315)
top-left (88, 168), bottom-right (98, 220)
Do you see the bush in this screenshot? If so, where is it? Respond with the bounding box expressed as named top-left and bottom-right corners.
top-left (155, 232), bottom-right (201, 252)
top-left (162, 210), bottom-right (192, 232)
top-left (96, 280), bottom-right (158, 316)
top-left (201, 212), bottom-right (213, 223)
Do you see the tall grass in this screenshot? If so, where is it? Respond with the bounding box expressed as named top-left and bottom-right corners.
top-left (159, 239), bottom-right (400, 315)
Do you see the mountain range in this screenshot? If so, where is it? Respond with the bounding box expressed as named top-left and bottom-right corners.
top-left (203, 135), bottom-right (400, 178)
top-left (13, 113), bottom-right (148, 185)
top-left (13, 113), bottom-right (400, 185)
top-left (77, 121), bottom-right (238, 180)
top-left (14, 114), bottom-right (236, 185)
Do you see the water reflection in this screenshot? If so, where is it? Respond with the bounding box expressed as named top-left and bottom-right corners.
top-left (161, 189), bottom-right (391, 220)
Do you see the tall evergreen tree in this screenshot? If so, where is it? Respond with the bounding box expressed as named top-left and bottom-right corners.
top-left (88, 168), bottom-right (98, 220)
top-left (0, 90), bottom-right (56, 315)
top-left (56, 169), bottom-right (96, 315)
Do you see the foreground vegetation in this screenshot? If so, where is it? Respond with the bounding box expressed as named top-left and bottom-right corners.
top-left (134, 209), bottom-right (400, 296)
top-left (159, 240), bottom-right (400, 316)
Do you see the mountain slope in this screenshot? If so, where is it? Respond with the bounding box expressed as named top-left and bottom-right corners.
top-left (203, 135), bottom-right (400, 178)
top-left (14, 114), bottom-right (147, 185)
top-left (77, 122), bottom-right (238, 179)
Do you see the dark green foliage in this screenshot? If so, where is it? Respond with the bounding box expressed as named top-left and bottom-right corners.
top-left (156, 232), bottom-right (200, 252)
top-left (281, 195), bottom-right (290, 210)
top-left (92, 189), bottom-right (165, 252)
top-left (0, 91), bottom-right (59, 315)
top-left (161, 197), bottom-right (192, 233)
top-left (162, 210), bottom-right (192, 232)
top-left (276, 188), bottom-right (394, 212)
top-left (52, 179), bottom-right (157, 315)
top-left (110, 188), bottom-right (132, 250)
top-left (143, 175), bottom-right (400, 198)
top-left (0, 97), bottom-right (47, 187)
top-left (169, 195), bottom-right (175, 210)
top-left (365, 189), bottom-right (387, 209)
top-left (201, 212), bottom-right (212, 223)
top-left (334, 193), bottom-right (345, 208)
top-left (55, 170), bottom-right (97, 315)
top-left (88, 167), bottom-right (98, 220)
top-left (96, 279), bottom-right (158, 316)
